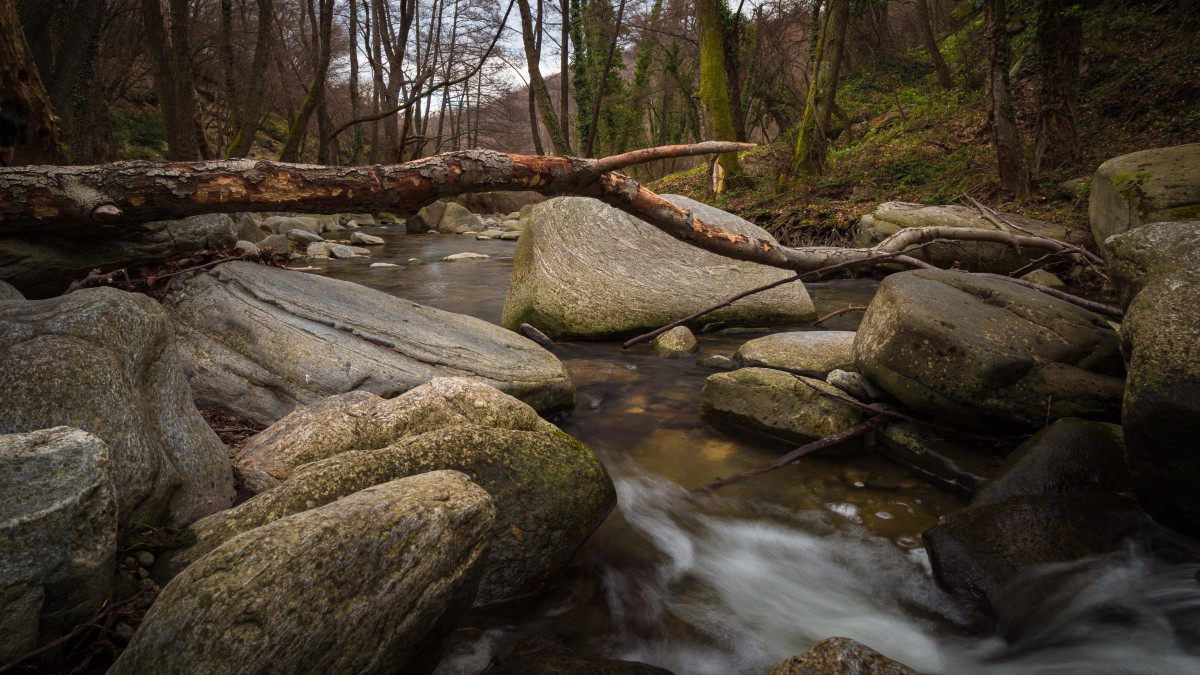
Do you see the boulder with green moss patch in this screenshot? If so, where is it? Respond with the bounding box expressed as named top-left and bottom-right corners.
top-left (700, 367), bottom-right (864, 443)
top-left (1089, 143), bottom-right (1200, 248)
top-left (112, 471), bottom-right (494, 675)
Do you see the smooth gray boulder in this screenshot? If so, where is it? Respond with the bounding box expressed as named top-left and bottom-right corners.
top-left (734, 331), bottom-right (856, 377)
top-left (233, 240), bottom-right (259, 256)
top-left (973, 418), bottom-right (1129, 507)
top-left (853, 269), bottom-right (1124, 430)
top-left (0, 213), bottom-right (237, 298)
top-left (327, 242), bottom-right (358, 258)
top-left (165, 423), bottom-right (615, 605)
top-left (257, 233), bottom-right (290, 253)
top-left (650, 326), bottom-right (699, 358)
top-left (235, 378), bottom-right (556, 481)
top-left (501, 196), bottom-right (816, 338)
top-left (164, 261), bottom-right (573, 424)
top-left (1105, 220), bottom-right (1200, 306)
top-left (285, 228), bottom-right (324, 245)
top-left (1089, 143), bottom-right (1200, 247)
top-left (232, 213), bottom-right (265, 243)
top-left (341, 213), bottom-right (376, 226)
top-left (0, 287), bottom-right (235, 527)
top-left (856, 202), bottom-right (1090, 273)
top-left (768, 637), bottom-right (918, 675)
top-left (351, 231), bottom-right (385, 245)
top-left (700, 367), bottom-right (864, 444)
top-left (112, 471), bottom-right (494, 675)
top-left (260, 215), bottom-right (323, 235)
top-left (0, 428), bottom-right (116, 661)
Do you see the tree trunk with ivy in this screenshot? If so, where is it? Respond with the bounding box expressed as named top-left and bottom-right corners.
top-left (697, 0), bottom-right (741, 193)
top-left (792, 0), bottom-right (850, 177)
top-left (984, 0), bottom-right (1030, 199)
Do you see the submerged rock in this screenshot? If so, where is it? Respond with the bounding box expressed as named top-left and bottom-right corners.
top-left (924, 493), bottom-right (1147, 616)
top-left (973, 418), bottom-right (1129, 506)
top-left (163, 261), bottom-right (573, 424)
top-left (853, 269), bottom-right (1124, 430)
top-left (769, 637), bottom-right (918, 675)
top-left (112, 471), bottom-right (494, 675)
top-left (0, 287), bottom-right (234, 527)
top-left (701, 367), bottom-right (864, 444)
top-left (1089, 143), bottom-right (1200, 248)
top-left (878, 423), bottom-right (992, 495)
top-left (0, 428), bottom-right (116, 661)
top-left (734, 331), bottom-right (856, 377)
top-left (501, 196), bottom-right (815, 338)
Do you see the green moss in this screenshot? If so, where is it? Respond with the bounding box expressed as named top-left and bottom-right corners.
top-left (1170, 204), bottom-right (1200, 220)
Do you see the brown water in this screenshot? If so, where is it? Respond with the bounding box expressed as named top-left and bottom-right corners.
top-left (316, 226), bottom-right (1200, 675)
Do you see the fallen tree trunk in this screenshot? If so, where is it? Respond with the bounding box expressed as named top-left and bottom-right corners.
top-left (0, 143), bottom-right (1096, 278)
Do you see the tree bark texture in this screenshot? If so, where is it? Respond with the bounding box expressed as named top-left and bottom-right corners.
top-left (984, 0), bottom-right (1030, 200)
top-left (0, 0), bottom-right (61, 165)
top-left (915, 0), bottom-right (953, 89)
top-left (518, 0), bottom-right (573, 154)
top-left (792, 0), bottom-right (849, 176)
top-left (0, 143), bottom-right (1098, 284)
top-left (1032, 0), bottom-right (1083, 171)
top-left (139, 0), bottom-right (202, 160)
top-left (697, 0), bottom-right (740, 189)
top-left (227, 0), bottom-right (275, 158)
top-left (279, 0), bottom-right (334, 162)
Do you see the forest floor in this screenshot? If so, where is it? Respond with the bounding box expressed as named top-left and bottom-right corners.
top-left (650, 6), bottom-right (1200, 247)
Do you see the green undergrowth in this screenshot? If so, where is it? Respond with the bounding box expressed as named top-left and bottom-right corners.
top-left (650, 4), bottom-right (1200, 247)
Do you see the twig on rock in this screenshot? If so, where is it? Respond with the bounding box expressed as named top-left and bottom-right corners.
top-left (810, 306), bottom-right (868, 326)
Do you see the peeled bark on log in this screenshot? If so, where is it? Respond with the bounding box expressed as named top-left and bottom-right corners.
top-left (0, 143), bottom-right (1093, 280)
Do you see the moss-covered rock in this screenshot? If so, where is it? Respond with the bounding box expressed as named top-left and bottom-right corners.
top-left (700, 367), bottom-right (864, 443)
top-left (236, 378), bottom-right (557, 481)
top-left (166, 423), bottom-right (615, 605)
top-left (112, 471), bottom-right (494, 675)
top-left (853, 269), bottom-right (1125, 430)
top-left (1089, 143), bottom-right (1200, 248)
top-left (650, 326), bottom-right (699, 358)
top-left (501, 196), bottom-right (815, 338)
top-left (1105, 220), bottom-right (1200, 307)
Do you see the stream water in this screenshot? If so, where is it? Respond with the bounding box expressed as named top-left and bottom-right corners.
top-left (317, 225), bottom-right (1200, 674)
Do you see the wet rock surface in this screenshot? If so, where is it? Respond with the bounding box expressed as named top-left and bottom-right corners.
top-left (768, 637), bottom-right (919, 675)
top-left (734, 330), bottom-right (856, 377)
top-left (701, 367), bottom-right (864, 444)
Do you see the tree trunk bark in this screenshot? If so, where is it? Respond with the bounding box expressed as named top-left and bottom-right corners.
top-left (1032, 0), bottom-right (1083, 171)
top-left (584, 0), bottom-right (627, 157)
top-left (697, 0), bottom-right (740, 191)
top-left (280, 0), bottom-right (334, 162)
top-left (228, 0), bottom-right (274, 158)
top-left (792, 0), bottom-right (849, 177)
top-left (560, 0), bottom-right (571, 149)
top-left (140, 0), bottom-right (201, 160)
top-left (916, 0), bottom-right (953, 89)
top-left (518, 0), bottom-right (573, 154)
top-left (984, 0), bottom-right (1030, 200)
top-left (0, 0), bottom-right (60, 165)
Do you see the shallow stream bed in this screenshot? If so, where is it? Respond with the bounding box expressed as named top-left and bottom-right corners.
top-left (316, 226), bottom-right (1200, 674)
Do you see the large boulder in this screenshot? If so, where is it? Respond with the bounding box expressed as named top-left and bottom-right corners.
top-left (0, 280), bottom-right (24, 301)
top-left (235, 378), bottom-right (555, 481)
top-left (163, 261), bottom-right (573, 424)
top-left (1105, 220), bottom-right (1200, 307)
top-left (0, 287), bottom-right (235, 527)
top-left (0, 428), bottom-right (116, 661)
top-left (1089, 143), bottom-right (1200, 248)
top-left (450, 190), bottom-right (544, 215)
top-left (768, 637), bottom-right (918, 675)
top-left (112, 471), bottom-right (494, 675)
top-left (973, 418), bottom-right (1129, 507)
top-left (700, 367), bottom-right (864, 444)
top-left (853, 269), bottom-right (1125, 430)
top-left (923, 493), bottom-right (1147, 616)
top-left (733, 331), bottom-right (856, 377)
top-left (0, 214), bottom-right (237, 298)
top-left (856, 202), bottom-right (1089, 273)
top-left (501, 196), bottom-right (816, 338)
top-left (163, 408), bottom-right (615, 604)
top-left (407, 201), bottom-right (486, 234)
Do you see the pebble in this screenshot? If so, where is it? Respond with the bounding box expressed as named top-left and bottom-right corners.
top-left (124, 556), bottom-right (137, 569)
top-left (369, 262), bottom-right (400, 268)
top-left (135, 550), bottom-right (156, 567)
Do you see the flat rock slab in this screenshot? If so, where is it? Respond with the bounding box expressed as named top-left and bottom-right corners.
top-left (1090, 143), bottom-right (1200, 247)
top-left (734, 331), bottom-right (856, 377)
top-left (112, 471), bottom-right (494, 675)
top-left (853, 269), bottom-right (1125, 430)
top-left (164, 261), bottom-right (573, 424)
top-left (501, 196), bottom-right (815, 339)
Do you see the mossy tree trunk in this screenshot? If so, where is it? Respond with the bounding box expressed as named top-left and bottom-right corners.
top-left (227, 0), bottom-right (274, 158)
top-left (279, 0), bottom-right (333, 162)
top-left (792, 0), bottom-right (849, 177)
top-left (916, 0), bottom-right (953, 89)
top-left (517, 0), bottom-right (573, 154)
top-left (984, 0), bottom-right (1030, 200)
top-left (1032, 0), bottom-right (1084, 171)
top-left (697, 0), bottom-right (741, 193)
